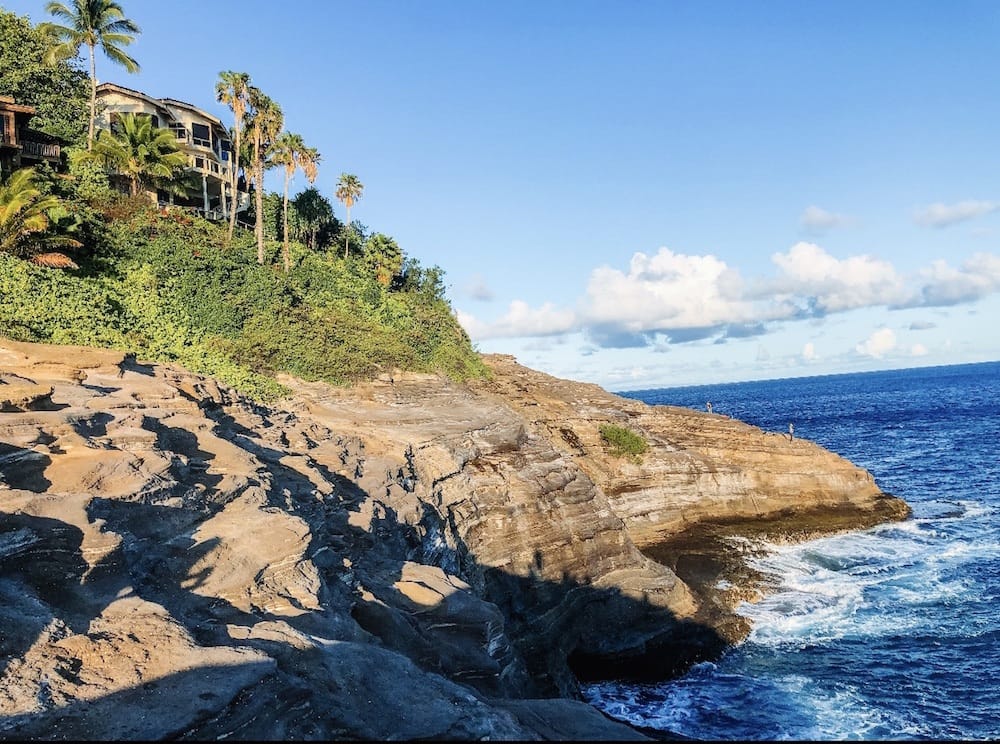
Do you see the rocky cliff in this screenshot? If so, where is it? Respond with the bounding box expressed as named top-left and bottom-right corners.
top-left (0, 340), bottom-right (909, 740)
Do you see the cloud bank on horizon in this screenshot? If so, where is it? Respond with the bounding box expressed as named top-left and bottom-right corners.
top-left (457, 242), bottom-right (1000, 351)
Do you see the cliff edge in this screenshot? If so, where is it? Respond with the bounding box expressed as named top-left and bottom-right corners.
top-left (0, 341), bottom-right (909, 740)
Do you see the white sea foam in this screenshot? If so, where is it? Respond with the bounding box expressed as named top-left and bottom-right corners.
top-left (733, 513), bottom-right (989, 646)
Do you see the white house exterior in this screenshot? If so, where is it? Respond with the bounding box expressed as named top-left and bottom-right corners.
top-left (95, 82), bottom-right (248, 219)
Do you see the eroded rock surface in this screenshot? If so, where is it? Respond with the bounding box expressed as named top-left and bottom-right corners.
top-left (0, 341), bottom-right (908, 739)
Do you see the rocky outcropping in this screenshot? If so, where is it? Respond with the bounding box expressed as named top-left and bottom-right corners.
top-left (0, 340), bottom-right (908, 739)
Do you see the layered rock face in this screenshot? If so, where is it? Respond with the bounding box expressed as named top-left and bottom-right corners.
top-left (0, 341), bottom-right (908, 740)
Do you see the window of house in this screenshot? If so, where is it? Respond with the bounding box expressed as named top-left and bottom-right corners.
top-left (195, 157), bottom-right (205, 169)
top-left (191, 122), bottom-right (211, 147)
top-left (150, 115), bottom-right (159, 128)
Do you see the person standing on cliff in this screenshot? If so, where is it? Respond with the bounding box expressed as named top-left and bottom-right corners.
top-left (788, 422), bottom-right (795, 441)
top-left (706, 401), bottom-right (713, 414)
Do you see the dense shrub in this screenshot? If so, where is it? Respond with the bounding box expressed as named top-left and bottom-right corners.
top-left (598, 423), bottom-right (649, 459)
top-left (0, 207), bottom-right (487, 400)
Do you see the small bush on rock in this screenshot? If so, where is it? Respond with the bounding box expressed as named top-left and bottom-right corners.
top-left (599, 423), bottom-right (648, 459)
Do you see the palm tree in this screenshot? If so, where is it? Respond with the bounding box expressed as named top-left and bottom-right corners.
top-left (215, 70), bottom-right (251, 245)
top-left (335, 173), bottom-right (363, 258)
top-left (272, 132), bottom-right (321, 272)
top-left (41, 0), bottom-right (141, 150)
top-left (78, 112), bottom-right (188, 199)
top-left (364, 233), bottom-right (403, 287)
top-left (0, 167), bottom-right (81, 268)
top-left (245, 87), bottom-right (283, 265)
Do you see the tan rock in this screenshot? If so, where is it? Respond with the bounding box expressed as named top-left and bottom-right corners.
top-left (0, 339), bottom-right (909, 739)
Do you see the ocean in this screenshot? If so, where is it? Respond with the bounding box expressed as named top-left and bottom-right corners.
top-left (583, 361), bottom-right (1000, 740)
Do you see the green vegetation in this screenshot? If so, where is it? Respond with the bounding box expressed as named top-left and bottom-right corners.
top-left (0, 198), bottom-right (487, 399)
top-left (245, 86), bottom-right (284, 265)
top-left (0, 9), bottom-right (89, 145)
top-left (599, 424), bottom-right (649, 459)
top-left (336, 173), bottom-right (364, 257)
top-left (0, 6), bottom-right (488, 401)
top-left (77, 112), bottom-right (188, 197)
top-left (0, 168), bottom-right (81, 267)
top-left (41, 0), bottom-right (142, 149)
top-left (214, 70), bottom-right (251, 245)
top-left (273, 131), bottom-right (320, 272)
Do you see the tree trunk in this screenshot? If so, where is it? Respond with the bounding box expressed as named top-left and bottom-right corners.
top-left (88, 44), bottom-right (97, 150)
top-left (255, 160), bottom-right (265, 265)
top-left (254, 129), bottom-right (265, 265)
top-left (282, 169), bottom-right (290, 272)
top-left (227, 115), bottom-right (241, 246)
top-left (344, 204), bottom-right (351, 259)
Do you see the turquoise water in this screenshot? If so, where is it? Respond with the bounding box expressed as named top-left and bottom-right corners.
top-left (584, 361), bottom-right (1000, 740)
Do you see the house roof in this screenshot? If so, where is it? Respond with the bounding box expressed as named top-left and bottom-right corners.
top-left (96, 82), bottom-right (226, 130)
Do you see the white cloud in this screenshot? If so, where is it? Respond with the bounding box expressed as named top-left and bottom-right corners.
top-left (911, 343), bottom-right (928, 356)
top-left (584, 248), bottom-right (760, 332)
top-left (457, 300), bottom-right (576, 340)
top-left (769, 242), bottom-right (908, 312)
top-left (802, 342), bottom-right (817, 361)
top-left (855, 328), bottom-right (897, 358)
top-left (459, 243), bottom-right (1000, 350)
top-left (913, 200), bottom-right (1000, 228)
top-left (800, 205), bottom-right (851, 232)
top-left (911, 252), bottom-right (1000, 306)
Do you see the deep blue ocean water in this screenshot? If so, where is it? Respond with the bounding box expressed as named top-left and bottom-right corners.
top-left (583, 361), bottom-right (1000, 740)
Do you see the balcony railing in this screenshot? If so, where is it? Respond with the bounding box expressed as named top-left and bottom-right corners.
top-left (20, 138), bottom-right (60, 159)
top-left (189, 155), bottom-right (232, 180)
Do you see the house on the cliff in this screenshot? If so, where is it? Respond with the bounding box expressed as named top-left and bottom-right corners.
top-left (0, 95), bottom-right (62, 179)
top-left (95, 82), bottom-right (249, 221)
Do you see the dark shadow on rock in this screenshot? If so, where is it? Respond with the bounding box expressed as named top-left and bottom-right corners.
top-left (0, 414), bottom-right (727, 740)
top-left (70, 411), bottom-right (114, 438)
top-left (0, 443), bottom-right (52, 491)
top-left (0, 660), bottom-right (277, 741)
top-left (117, 355), bottom-right (154, 377)
top-left (0, 512), bottom-right (88, 677)
top-left (85, 498), bottom-right (260, 645)
top-left (80, 383), bottom-right (120, 395)
top-left (141, 418), bottom-right (224, 497)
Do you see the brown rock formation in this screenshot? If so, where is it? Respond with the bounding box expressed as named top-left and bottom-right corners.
top-left (0, 341), bottom-right (909, 740)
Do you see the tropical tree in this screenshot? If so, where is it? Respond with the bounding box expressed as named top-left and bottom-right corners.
top-left (245, 87), bottom-right (283, 265)
top-left (77, 112), bottom-right (187, 199)
top-left (335, 173), bottom-right (363, 258)
top-left (41, 0), bottom-right (141, 150)
top-left (0, 167), bottom-right (81, 268)
top-left (0, 9), bottom-right (89, 145)
top-left (291, 187), bottom-right (336, 250)
top-left (215, 70), bottom-right (251, 245)
top-left (364, 233), bottom-right (403, 287)
top-left (272, 132), bottom-right (320, 271)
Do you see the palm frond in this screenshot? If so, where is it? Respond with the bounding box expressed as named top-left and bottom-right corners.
top-left (101, 43), bottom-right (140, 73)
top-left (30, 252), bottom-right (80, 269)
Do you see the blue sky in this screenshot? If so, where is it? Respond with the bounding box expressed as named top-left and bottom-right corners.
top-left (7, 0), bottom-right (1000, 389)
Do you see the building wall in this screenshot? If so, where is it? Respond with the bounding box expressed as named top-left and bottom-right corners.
top-left (95, 85), bottom-right (247, 219)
